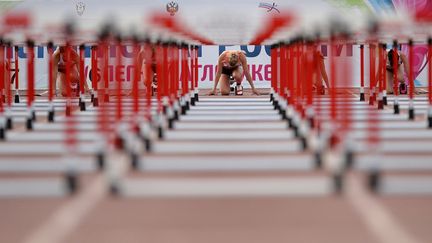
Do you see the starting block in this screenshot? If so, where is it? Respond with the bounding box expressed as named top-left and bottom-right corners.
top-left (229, 77), bottom-right (243, 96)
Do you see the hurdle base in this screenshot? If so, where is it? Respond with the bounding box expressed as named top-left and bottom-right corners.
top-left (181, 105), bottom-right (187, 115)
top-left (0, 127), bottom-right (5, 140)
top-left (96, 152), bottom-right (105, 170)
top-left (90, 93), bottom-right (95, 103)
top-left (383, 96), bottom-right (388, 106)
top-left (6, 117), bottom-right (12, 130)
top-left (194, 92), bottom-right (199, 102)
top-left (114, 136), bottom-right (124, 150)
top-left (280, 110), bottom-right (287, 120)
top-left (93, 97), bottom-right (99, 107)
top-left (408, 108), bottom-right (415, 120)
top-left (130, 152), bottom-right (139, 170)
top-left (275, 103), bottom-right (280, 112)
top-left (368, 170), bottom-right (380, 193)
top-left (190, 96), bottom-right (195, 106)
top-left (329, 134), bottom-right (340, 149)
top-left (394, 103), bottom-right (400, 114)
top-left (308, 117), bottom-right (315, 129)
top-left (132, 123), bottom-right (140, 134)
top-left (65, 171), bottom-right (78, 195)
top-left (158, 126), bottom-right (164, 139)
top-left (377, 100), bottom-right (384, 110)
top-left (185, 101), bottom-right (190, 111)
top-left (48, 109), bottom-right (55, 123)
top-left (368, 95), bottom-right (375, 105)
top-left (292, 125), bottom-right (299, 138)
top-left (26, 118), bottom-right (33, 130)
top-left (300, 136), bottom-right (308, 151)
top-left (344, 150), bottom-right (354, 169)
top-left (79, 99), bottom-right (86, 111)
top-left (333, 173), bottom-right (343, 194)
top-left (31, 110), bottom-right (36, 122)
top-left (65, 105), bottom-right (72, 117)
top-left (14, 94), bottom-right (20, 103)
top-left (168, 117), bottom-right (175, 129)
top-left (174, 109), bottom-right (179, 121)
top-left (109, 183), bottom-right (120, 196)
top-left (273, 100), bottom-right (279, 110)
top-left (314, 152), bottom-right (322, 169)
top-left (359, 92), bottom-right (365, 101)
top-left (428, 116), bottom-right (432, 128)
top-left (143, 137), bottom-right (152, 152)
top-left (162, 105), bottom-right (168, 115)
top-left (287, 117), bottom-right (293, 128)
top-left (278, 105), bottom-right (284, 115)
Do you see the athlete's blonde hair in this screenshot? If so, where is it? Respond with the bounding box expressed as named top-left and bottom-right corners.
top-left (229, 53), bottom-right (239, 66)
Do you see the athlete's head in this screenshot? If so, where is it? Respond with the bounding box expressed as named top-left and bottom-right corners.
top-left (387, 49), bottom-right (399, 63)
top-left (229, 53), bottom-right (238, 67)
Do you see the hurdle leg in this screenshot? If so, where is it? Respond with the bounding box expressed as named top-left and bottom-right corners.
top-left (382, 44), bottom-right (388, 106)
top-left (26, 40), bottom-right (36, 130)
top-left (392, 40), bottom-right (400, 114)
top-left (13, 46), bottom-right (20, 103)
top-left (428, 38), bottom-right (432, 127)
top-left (359, 44), bottom-right (365, 101)
top-left (408, 39), bottom-right (415, 120)
top-left (79, 45), bottom-right (86, 111)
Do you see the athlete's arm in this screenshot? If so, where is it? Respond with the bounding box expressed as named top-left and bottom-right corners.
top-left (319, 53), bottom-right (330, 88)
top-left (239, 52), bottom-right (259, 95)
top-left (400, 53), bottom-right (409, 81)
top-left (209, 54), bottom-right (224, 95)
top-left (52, 50), bottom-right (60, 95)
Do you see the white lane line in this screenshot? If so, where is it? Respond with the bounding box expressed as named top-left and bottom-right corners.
top-left (22, 175), bottom-right (106, 243)
top-left (22, 152), bottom-right (130, 243)
top-left (346, 175), bottom-right (420, 243)
top-left (121, 177), bottom-right (333, 197)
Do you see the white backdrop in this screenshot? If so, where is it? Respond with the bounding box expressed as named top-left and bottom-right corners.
top-left (10, 44), bottom-right (429, 90)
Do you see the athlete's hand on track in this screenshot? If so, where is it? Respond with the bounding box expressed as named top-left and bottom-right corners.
top-left (208, 89), bottom-right (217, 95)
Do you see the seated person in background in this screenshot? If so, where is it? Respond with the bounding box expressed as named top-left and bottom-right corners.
top-left (209, 50), bottom-right (260, 96)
